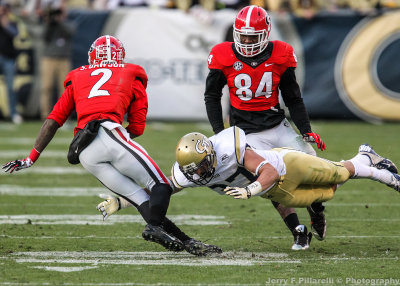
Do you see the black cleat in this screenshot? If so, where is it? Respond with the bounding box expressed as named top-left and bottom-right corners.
top-left (183, 239), bottom-right (223, 256)
top-left (307, 206), bottom-right (327, 241)
top-left (291, 225), bottom-right (312, 250)
top-left (358, 144), bottom-right (398, 173)
top-left (142, 224), bottom-right (184, 252)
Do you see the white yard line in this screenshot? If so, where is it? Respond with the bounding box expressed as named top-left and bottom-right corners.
top-left (0, 185), bottom-right (188, 197)
top-left (0, 251), bottom-right (398, 271)
top-left (2, 251), bottom-right (299, 267)
top-left (0, 150), bottom-right (66, 158)
top-left (0, 214), bottom-right (228, 226)
top-left (0, 167), bottom-right (88, 175)
top-left (10, 251), bottom-right (288, 258)
top-left (0, 137), bottom-right (71, 145)
top-left (31, 266), bottom-right (98, 272)
top-left (0, 185), bottom-right (106, 196)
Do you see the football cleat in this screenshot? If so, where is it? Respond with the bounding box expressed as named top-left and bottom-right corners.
top-left (386, 173), bottom-right (400, 193)
top-left (183, 239), bottom-right (223, 256)
top-left (142, 224), bottom-right (184, 252)
top-left (291, 225), bottom-right (312, 250)
top-left (358, 144), bottom-right (398, 173)
top-left (307, 206), bottom-right (327, 241)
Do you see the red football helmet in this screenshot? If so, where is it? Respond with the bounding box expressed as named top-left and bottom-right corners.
top-left (233, 5), bottom-right (271, 57)
top-left (88, 35), bottom-right (126, 65)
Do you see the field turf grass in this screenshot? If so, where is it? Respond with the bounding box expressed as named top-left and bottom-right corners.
top-left (0, 121), bottom-right (399, 285)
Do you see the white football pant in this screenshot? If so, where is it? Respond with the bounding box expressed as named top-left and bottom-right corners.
top-left (245, 118), bottom-right (316, 155)
top-left (79, 125), bottom-right (170, 207)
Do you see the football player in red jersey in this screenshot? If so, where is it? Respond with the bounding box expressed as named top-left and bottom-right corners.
top-left (204, 6), bottom-right (326, 250)
top-left (2, 35), bottom-right (222, 256)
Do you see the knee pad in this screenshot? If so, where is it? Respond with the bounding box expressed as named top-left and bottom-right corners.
top-left (150, 183), bottom-right (173, 207)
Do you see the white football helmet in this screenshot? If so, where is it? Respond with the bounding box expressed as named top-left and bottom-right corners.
top-left (176, 132), bottom-right (217, 185)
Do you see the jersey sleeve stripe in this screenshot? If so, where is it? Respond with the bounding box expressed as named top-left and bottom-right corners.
top-left (171, 165), bottom-right (184, 189)
top-left (234, 126), bottom-right (241, 164)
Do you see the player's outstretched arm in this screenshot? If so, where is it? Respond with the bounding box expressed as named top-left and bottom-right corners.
top-left (2, 119), bottom-right (60, 173)
top-left (224, 149), bottom-right (279, 199)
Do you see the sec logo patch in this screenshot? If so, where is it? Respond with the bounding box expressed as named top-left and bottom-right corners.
top-left (233, 61), bottom-right (243, 71)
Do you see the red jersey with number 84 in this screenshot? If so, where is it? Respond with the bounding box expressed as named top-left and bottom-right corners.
top-left (207, 41), bottom-right (297, 111)
top-left (48, 63), bottom-right (148, 136)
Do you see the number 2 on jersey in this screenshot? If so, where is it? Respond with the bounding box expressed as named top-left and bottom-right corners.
top-left (235, 72), bottom-right (272, 101)
top-left (88, 68), bottom-right (112, 98)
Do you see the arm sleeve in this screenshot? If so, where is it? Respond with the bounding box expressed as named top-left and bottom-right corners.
top-left (279, 67), bottom-right (312, 135)
top-left (126, 78), bottom-right (148, 137)
top-left (47, 82), bottom-right (75, 127)
top-left (204, 69), bottom-right (227, 134)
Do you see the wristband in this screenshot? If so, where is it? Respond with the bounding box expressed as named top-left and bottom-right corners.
top-left (244, 181), bottom-right (263, 198)
top-left (28, 148), bottom-right (40, 163)
top-left (255, 160), bottom-right (269, 176)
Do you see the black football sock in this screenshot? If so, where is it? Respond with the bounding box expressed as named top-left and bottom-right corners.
top-left (310, 202), bottom-right (325, 213)
top-left (163, 217), bottom-right (191, 242)
top-left (148, 183), bottom-right (173, 226)
top-left (284, 213), bottom-right (301, 234)
top-left (271, 201), bottom-right (300, 234)
top-left (137, 200), bottom-right (151, 223)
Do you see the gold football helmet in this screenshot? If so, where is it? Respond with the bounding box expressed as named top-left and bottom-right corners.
top-left (176, 132), bottom-right (217, 185)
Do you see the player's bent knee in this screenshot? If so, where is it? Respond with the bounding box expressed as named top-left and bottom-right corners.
top-left (149, 183), bottom-right (173, 210)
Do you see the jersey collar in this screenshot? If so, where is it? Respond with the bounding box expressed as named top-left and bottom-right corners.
top-left (232, 42), bottom-right (273, 68)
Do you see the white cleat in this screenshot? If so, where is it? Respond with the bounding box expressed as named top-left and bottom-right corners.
top-left (387, 173), bottom-right (400, 193)
top-left (291, 225), bottom-right (312, 250)
top-left (358, 144), bottom-right (398, 173)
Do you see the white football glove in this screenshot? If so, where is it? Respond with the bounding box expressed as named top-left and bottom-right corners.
top-left (96, 194), bottom-right (121, 220)
top-left (223, 186), bottom-right (250, 200)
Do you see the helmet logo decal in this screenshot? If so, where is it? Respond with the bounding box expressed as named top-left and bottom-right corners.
top-left (195, 137), bottom-right (210, 154)
top-left (208, 54), bottom-right (213, 65)
top-left (233, 61), bottom-right (243, 71)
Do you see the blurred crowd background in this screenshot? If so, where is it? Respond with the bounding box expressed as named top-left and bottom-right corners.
top-left (0, 0), bottom-right (399, 124)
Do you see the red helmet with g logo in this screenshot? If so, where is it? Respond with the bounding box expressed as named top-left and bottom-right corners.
top-left (233, 5), bottom-right (271, 57)
top-left (88, 35), bottom-right (126, 65)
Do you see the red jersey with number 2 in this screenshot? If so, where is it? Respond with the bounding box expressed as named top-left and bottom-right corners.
top-left (207, 41), bottom-right (297, 111)
top-left (48, 63), bottom-right (148, 136)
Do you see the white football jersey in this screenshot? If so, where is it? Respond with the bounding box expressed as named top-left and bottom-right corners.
top-left (171, 126), bottom-right (286, 196)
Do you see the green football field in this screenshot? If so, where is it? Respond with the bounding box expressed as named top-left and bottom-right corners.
top-left (0, 121), bottom-right (399, 286)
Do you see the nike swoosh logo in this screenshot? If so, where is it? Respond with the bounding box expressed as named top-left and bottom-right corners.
top-left (265, 63), bottom-right (274, 67)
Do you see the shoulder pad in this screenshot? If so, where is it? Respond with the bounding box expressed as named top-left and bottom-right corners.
top-left (125, 63), bottom-right (148, 88)
top-left (208, 42), bottom-right (237, 69)
top-left (269, 40), bottom-right (297, 67)
top-left (63, 68), bottom-right (79, 88)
